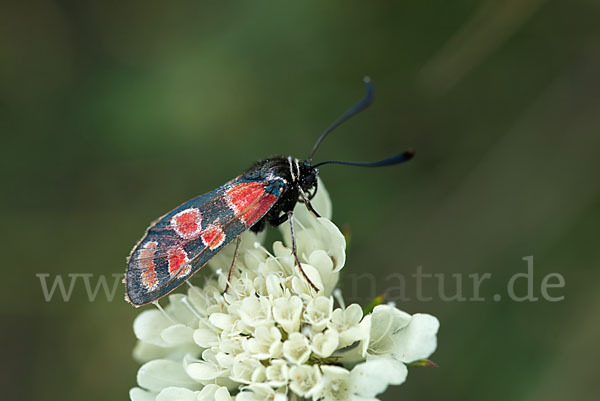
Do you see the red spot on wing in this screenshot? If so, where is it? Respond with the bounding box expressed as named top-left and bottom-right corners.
top-left (168, 246), bottom-right (191, 278)
top-left (225, 182), bottom-right (278, 226)
top-left (139, 241), bottom-right (158, 290)
top-left (240, 193), bottom-right (278, 226)
top-left (171, 208), bottom-right (202, 239)
top-left (225, 182), bottom-right (265, 213)
top-left (201, 224), bottom-right (226, 250)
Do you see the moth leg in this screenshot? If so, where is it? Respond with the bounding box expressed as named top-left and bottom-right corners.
top-left (298, 187), bottom-right (321, 218)
top-left (287, 211), bottom-right (320, 292)
top-left (308, 179), bottom-right (318, 200)
top-left (224, 237), bottom-right (242, 294)
top-left (269, 211), bottom-right (289, 227)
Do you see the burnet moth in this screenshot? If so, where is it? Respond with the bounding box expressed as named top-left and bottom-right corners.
top-left (125, 77), bottom-right (414, 306)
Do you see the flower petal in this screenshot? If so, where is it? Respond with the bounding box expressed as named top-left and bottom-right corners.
top-left (133, 310), bottom-right (170, 347)
top-left (214, 387), bottom-right (233, 401)
top-left (156, 387), bottom-right (198, 401)
top-left (197, 384), bottom-right (233, 401)
top-left (130, 387), bottom-right (157, 401)
top-left (288, 364), bottom-right (321, 397)
top-left (208, 313), bottom-right (236, 331)
top-left (137, 359), bottom-right (200, 392)
top-left (185, 361), bottom-right (227, 381)
top-left (313, 218), bottom-right (346, 272)
top-left (367, 305), bottom-right (411, 357)
top-left (160, 324), bottom-right (194, 346)
top-left (283, 332), bottom-right (311, 364)
top-left (392, 313), bottom-right (440, 363)
top-left (236, 384), bottom-right (277, 401)
top-left (273, 296), bottom-right (303, 333)
top-left (265, 359), bottom-right (289, 387)
top-left (132, 341), bottom-right (170, 364)
top-left (165, 294), bottom-right (198, 326)
top-left (308, 250), bottom-right (339, 295)
top-left (349, 358), bottom-right (407, 397)
top-left (193, 327), bottom-right (219, 348)
top-left (311, 329), bottom-right (339, 358)
top-left (311, 365), bottom-right (352, 401)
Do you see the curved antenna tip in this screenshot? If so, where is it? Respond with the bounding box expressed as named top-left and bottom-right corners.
top-left (308, 77), bottom-right (375, 161)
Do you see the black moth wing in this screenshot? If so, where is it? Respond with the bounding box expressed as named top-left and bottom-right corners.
top-left (125, 172), bottom-right (287, 306)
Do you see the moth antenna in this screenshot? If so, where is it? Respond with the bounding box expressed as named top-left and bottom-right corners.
top-left (312, 149), bottom-right (415, 168)
top-left (308, 76), bottom-right (374, 162)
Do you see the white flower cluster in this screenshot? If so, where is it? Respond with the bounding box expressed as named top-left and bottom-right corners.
top-left (130, 182), bottom-right (439, 401)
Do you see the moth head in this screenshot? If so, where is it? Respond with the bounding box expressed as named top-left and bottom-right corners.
top-left (298, 160), bottom-right (318, 192)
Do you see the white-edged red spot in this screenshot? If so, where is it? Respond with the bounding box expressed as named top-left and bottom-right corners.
top-left (171, 208), bottom-right (202, 239)
top-left (201, 224), bottom-right (226, 250)
top-left (139, 241), bottom-right (158, 291)
top-left (168, 246), bottom-right (191, 278)
top-left (225, 182), bottom-right (278, 226)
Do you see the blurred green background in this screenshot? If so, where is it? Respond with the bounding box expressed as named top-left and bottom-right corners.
top-left (2, 1), bottom-right (600, 400)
